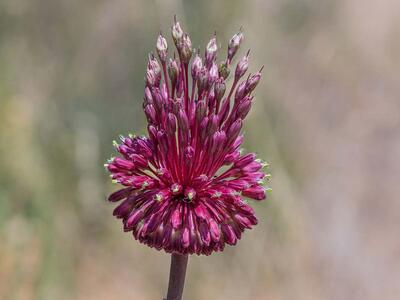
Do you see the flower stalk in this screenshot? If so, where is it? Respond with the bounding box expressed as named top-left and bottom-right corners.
top-left (165, 253), bottom-right (189, 300)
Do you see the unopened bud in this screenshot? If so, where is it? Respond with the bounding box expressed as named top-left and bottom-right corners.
top-left (168, 58), bottom-right (179, 85)
top-left (206, 114), bottom-right (219, 136)
top-left (144, 104), bottom-right (157, 124)
top-left (147, 54), bottom-right (161, 76)
top-left (156, 34), bottom-right (168, 62)
top-left (179, 33), bottom-right (193, 63)
top-left (172, 18), bottom-right (184, 46)
top-left (146, 70), bottom-right (156, 86)
top-left (197, 67), bottom-right (208, 94)
top-left (177, 109), bottom-right (189, 132)
top-left (245, 71), bottom-right (262, 94)
top-left (184, 146), bottom-right (194, 160)
top-left (236, 97), bottom-right (252, 119)
top-left (235, 53), bottom-right (249, 79)
top-left (166, 113), bottom-right (177, 135)
top-left (195, 100), bottom-right (206, 122)
top-left (234, 80), bottom-right (247, 102)
top-left (210, 130), bottom-right (227, 153)
top-left (205, 35), bottom-right (218, 66)
top-left (228, 30), bottom-right (244, 61)
top-left (208, 62), bottom-right (218, 84)
top-left (144, 87), bottom-right (153, 106)
top-left (147, 55), bottom-right (161, 86)
top-left (214, 78), bottom-right (226, 101)
top-left (191, 53), bottom-right (203, 79)
top-left (227, 119), bottom-right (242, 143)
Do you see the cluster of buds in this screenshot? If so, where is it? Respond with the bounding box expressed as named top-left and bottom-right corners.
top-left (106, 17), bottom-right (270, 255)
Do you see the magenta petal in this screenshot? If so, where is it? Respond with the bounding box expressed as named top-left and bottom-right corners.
top-left (209, 219), bottom-right (220, 242)
top-left (182, 228), bottom-right (190, 249)
top-left (221, 224), bottom-right (237, 245)
top-left (108, 187), bottom-right (135, 202)
top-left (199, 221), bottom-right (211, 246)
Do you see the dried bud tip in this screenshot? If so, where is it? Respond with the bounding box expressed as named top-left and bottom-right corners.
top-left (156, 34), bottom-right (168, 62)
top-left (205, 35), bottom-right (218, 64)
top-left (172, 18), bottom-right (184, 44)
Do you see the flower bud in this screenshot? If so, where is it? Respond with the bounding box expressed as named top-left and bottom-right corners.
top-left (236, 97), bottom-right (252, 119)
top-left (207, 90), bottom-right (216, 112)
top-left (179, 33), bottom-right (193, 63)
top-left (234, 153), bottom-right (256, 168)
top-left (191, 53), bottom-right (203, 79)
top-left (131, 154), bottom-right (148, 168)
top-left (210, 130), bottom-right (227, 154)
top-left (197, 67), bottom-right (208, 94)
top-left (147, 124), bottom-right (157, 142)
top-left (168, 58), bottom-right (179, 85)
top-left (144, 87), bottom-right (153, 106)
top-left (199, 117), bottom-right (209, 142)
top-left (205, 35), bottom-right (218, 66)
top-left (146, 70), bottom-right (157, 87)
top-left (242, 160), bottom-right (263, 173)
top-left (234, 80), bottom-right (247, 102)
top-left (235, 53), bottom-right (249, 79)
top-left (218, 61), bottom-right (230, 79)
top-left (177, 109), bottom-right (189, 132)
top-left (157, 168), bottom-right (172, 182)
top-left (172, 18), bottom-right (184, 46)
top-left (227, 119), bottom-right (242, 144)
top-left (156, 34), bottom-right (168, 62)
top-left (113, 157), bottom-right (135, 170)
top-left (245, 71), bottom-right (262, 94)
top-left (192, 174), bottom-right (209, 187)
top-left (151, 88), bottom-right (164, 111)
top-left (214, 78), bottom-right (226, 102)
top-left (228, 30), bottom-right (244, 61)
top-left (242, 185), bottom-right (266, 200)
top-left (234, 214), bottom-right (253, 229)
top-left (208, 62), bottom-right (218, 84)
top-left (218, 97), bottom-right (230, 124)
top-left (206, 114), bottom-right (219, 136)
top-left (144, 104), bottom-right (157, 124)
top-left (157, 130), bottom-right (169, 152)
top-left (108, 187), bottom-right (134, 202)
top-left (195, 100), bottom-right (206, 122)
top-left (136, 137), bottom-right (154, 158)
top-left (221, 223), bottom-right (237, 245)
top-left (166, 113), bottom-right (177, 135)
top-left (148, 55), bottom-right (161, 77)
top-left (224, 150), bottom-right (240, 165)
top-left (184, 146), bottom-right (194, 161)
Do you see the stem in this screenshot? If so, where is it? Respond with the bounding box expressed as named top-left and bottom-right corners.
top-left (165, 253), bottom-right (189, 300)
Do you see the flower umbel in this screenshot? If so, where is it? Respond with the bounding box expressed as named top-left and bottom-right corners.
top-left (106, 18), bottom-right (270, 255)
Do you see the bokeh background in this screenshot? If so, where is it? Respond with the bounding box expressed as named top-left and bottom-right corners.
top-left (1, 0), bottom-right (400, 299)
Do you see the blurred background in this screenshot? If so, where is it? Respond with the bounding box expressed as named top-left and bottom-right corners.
top-left (1, 0), bottom-right (399, 299)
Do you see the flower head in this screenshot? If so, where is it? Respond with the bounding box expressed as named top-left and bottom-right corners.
top-left (106, 18), bottom-right (270, 255)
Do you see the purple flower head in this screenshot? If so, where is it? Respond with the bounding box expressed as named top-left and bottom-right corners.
top-left (105, 18), bottom-right (270, 255)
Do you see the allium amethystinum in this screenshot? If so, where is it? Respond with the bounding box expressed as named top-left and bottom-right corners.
top-left (105, 18), bottom-right (270, 255)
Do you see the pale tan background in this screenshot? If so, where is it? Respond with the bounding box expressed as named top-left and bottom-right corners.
top-left (1, 0), bottom-right (399, 299)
